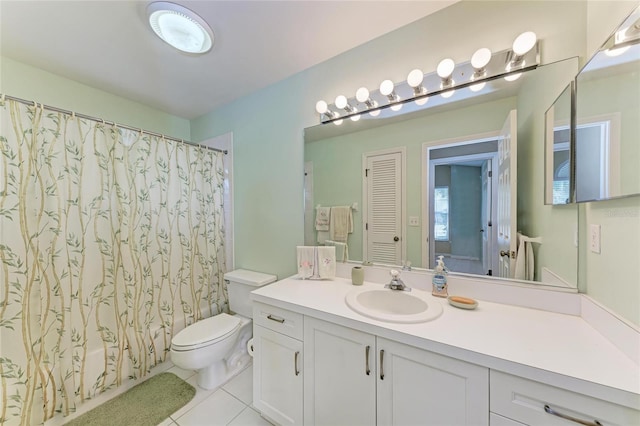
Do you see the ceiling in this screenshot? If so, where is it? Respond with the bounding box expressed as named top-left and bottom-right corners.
top-left (1, 1), bottom-right (457, 120)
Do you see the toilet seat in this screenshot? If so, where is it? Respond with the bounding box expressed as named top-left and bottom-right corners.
top-left (172, 313), bottom-right (241, 352)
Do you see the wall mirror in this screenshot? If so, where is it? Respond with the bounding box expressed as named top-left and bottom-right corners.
top-left (304, 58), bottom-right (580, 289)
top-left (575, 5), bottom-right (640, 202)
top-left (544, 83), bottom-right (574, 205)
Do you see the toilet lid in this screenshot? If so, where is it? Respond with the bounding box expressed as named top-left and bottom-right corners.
top-left (172, 313), bottom-right (241, 350)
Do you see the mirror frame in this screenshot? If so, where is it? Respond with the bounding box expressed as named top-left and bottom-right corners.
top-left (544, 81), bottom-right (576, 205)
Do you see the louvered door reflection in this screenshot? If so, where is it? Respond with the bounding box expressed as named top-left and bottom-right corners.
top-left (365, 151), bottom-right (403, 265)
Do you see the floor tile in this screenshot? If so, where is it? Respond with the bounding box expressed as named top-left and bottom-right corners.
top-left (174, 389), bottom-right (245, 426)
top-left (227, 406), bottom-right (273, 426)
top-left (222, 365), bottom-right (253, 405)
top-left (168, 375), bottom-right (217, 421)
top-left (167, 364), bottom-right (197, 381)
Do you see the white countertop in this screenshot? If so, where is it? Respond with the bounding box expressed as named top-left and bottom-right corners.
top-left (251, 276), bottom-right (640, 409)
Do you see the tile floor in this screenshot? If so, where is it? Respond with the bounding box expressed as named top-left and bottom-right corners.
top-left (159, 362), bottom-right (272, 426)
top-left (48, 362), bottom-right (272, 426)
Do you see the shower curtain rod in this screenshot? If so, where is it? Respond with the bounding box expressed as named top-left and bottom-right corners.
top-left (1, 94), bottom-right (227, 154)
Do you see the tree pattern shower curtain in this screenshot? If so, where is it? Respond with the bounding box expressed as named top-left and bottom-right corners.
top-left (0, 99), bottom-right (227, 425)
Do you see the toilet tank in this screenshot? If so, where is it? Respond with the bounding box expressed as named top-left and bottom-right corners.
top-left (224, 269), bottom-right (277, 317)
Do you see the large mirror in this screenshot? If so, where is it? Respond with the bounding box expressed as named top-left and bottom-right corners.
top-left (304, 58), bottom-right (580, 288)
top-left (544, 83), bottom-right (573, 205)
top-left (574, 6), bottom-right (640, 202)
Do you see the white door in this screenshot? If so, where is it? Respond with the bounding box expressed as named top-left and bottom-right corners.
top-left (481, 160), bottom-right (491, 274)
top-left (304, 318), bottom-right (376, 426)
top-left (363, 149), bottom-right (405, 265)
top-left (497, 110), bottom-right (517, 278)
top-left (253, 326), bottom-right (303, 426)
top-left (377, 337), bottom-right (489, 425)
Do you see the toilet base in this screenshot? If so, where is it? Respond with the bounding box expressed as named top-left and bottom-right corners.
top-left (196, 354), bottom-right (252, 390)
top-left (194, 317), bottom-right (253, 390)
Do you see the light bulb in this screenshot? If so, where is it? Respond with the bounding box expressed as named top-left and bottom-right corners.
top-left (350, 114), bottom-right (361, 122)
top-left (407, 69), bottom-right (424, 88)
top-left (315, 100), bottom-right (328, 114)
top-left (441, 89), bottom-right (455, 99)
top-left (369, 110), bottom-right (381, 117)
top-left (437, 58), bottom-right (455, 79)
top-left (504, 73), bottom-right (521, 82)
top-left (469, 82), bottom-right (486, 92)
top-left (380, 79), bottom-right (395, 96)
top-left (390, 103), bottom-right (403, 112)
top-left (512, 31), bottom-right (537, 56)
top-left (336, 95), bottom-right (349, 110)
top-left (356, 87), bottom-right (370, 103)
top-left (333, 119), bottom-right (344, 126)
top-left (605, 46), bottom-right (630, 57)
top-left (415, 97), bottom-right (429, 106)
top-left (471, 48), bottom-right (492, 70)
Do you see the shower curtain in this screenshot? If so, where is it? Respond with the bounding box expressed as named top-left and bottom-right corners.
top-left (0, 99), bottom-right (227, 425)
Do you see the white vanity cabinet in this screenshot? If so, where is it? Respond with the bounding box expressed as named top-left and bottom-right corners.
top-left (303, 317), bottom-right (376, 425)
top-left (377, 337), bottom-right (489, 425)
top-left (303, 317), bottom-right (489, 426)
top-left (253, 303), bottom-right (304, 426)
top-left (489, 370), bottom-right (640, 426)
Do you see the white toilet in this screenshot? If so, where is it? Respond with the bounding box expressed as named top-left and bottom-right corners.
top-left (170, 269), bottom-right (277, 390)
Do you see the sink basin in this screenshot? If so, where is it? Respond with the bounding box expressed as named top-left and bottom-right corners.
top-left (345, 287), bottom-right (443, 323)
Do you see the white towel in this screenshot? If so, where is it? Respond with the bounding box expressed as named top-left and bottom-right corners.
top-left (315, 207), bottom-right (331, 231)
top-left (317, 246), bottom-right (336, 279)
top-left (514, 233), bottom-right (542, 281)
top-left (325, 240), bottom-right (349, 263)
top-left (297, 246), bottom-right (316, 279)
top-left (329, 206), bottom-right (353, 243)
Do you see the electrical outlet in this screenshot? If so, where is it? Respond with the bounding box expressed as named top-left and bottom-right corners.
top-left (409, 216), bottom-right (420, 226)
top-left (590, 224), bottom-right (601, 254)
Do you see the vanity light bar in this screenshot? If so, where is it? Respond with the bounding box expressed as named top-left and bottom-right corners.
top-left (316, 33), bottom-right (540, 125)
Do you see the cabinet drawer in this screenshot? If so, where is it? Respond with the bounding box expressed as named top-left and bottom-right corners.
top-left (490, 370), bottom-right (639, 426)
top-left (253, 302), bottom-right (303, 340)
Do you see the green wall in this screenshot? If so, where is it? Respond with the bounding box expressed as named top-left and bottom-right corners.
top-left (190, 1), bottom-right (589, 281)
top-left (5, 1), bottom-right (637, 324)
top-left (0, 56), bottom-right (190, 139)
top-left (450, 165), bottom-right (482, 259)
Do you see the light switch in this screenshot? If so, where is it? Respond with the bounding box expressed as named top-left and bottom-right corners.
top-left (409, 216), bottom-right (420, 226)
top-left (590, 224), bottom-right (601, 254)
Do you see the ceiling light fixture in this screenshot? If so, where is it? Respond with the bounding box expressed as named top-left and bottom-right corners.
top-left (147, 2), bottom-right (214, 54)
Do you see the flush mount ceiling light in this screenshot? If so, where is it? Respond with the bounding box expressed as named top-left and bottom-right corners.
top-left (147, 2), bottom-right (214, 54)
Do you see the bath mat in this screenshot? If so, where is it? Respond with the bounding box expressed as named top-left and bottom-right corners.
top-left (64, 372), bottom-right (195, 426)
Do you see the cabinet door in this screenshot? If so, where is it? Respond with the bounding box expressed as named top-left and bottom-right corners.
top-left (304, 317), bottom-right (376, 426)
top-left (253, 325), bottom-right (303, 426)
top-left (377, 337), bottom-right (489, 426)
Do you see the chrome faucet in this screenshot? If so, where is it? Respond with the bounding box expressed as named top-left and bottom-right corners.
top-left (385, 269), bottom-right (411, 292)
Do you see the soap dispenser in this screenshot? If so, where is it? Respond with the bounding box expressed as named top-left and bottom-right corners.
top-left (432, 255), bottom-right (449, 298)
